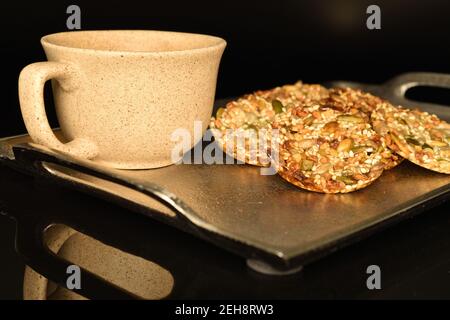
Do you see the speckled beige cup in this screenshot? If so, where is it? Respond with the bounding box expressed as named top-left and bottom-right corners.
top-left (19, 30), bottom-right (226, 169)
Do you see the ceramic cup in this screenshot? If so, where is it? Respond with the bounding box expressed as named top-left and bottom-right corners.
top-left (19, 30), bottom-right (226, 169)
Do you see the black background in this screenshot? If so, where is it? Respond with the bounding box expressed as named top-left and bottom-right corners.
top-left (2, 0), bottom-right (450, 137)
top-left (1, 0), bottom-right (450, 300)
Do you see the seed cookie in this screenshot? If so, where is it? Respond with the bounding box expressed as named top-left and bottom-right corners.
top-left (255, 81), bottom-right (329, 107)
top-left (321, 87), bottom-right (403, 169)
top-left (277, 105), bottom-right (390, 193)
top-left (271, 92), bottom-right (402, 171)
top-left (210, 82), bottom-right (329, 166)
top-left (324, 87), bottom-right (384, 114)
top-left (210, 95), bottom-right (275, 165)
top-left (371, 103), bottom-right (450, 174)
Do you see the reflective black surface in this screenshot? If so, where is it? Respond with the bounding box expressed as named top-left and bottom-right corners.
top-left (0, 212), bottom-right (24, 300)
top-left (1, 163), bottom-right (450, 299)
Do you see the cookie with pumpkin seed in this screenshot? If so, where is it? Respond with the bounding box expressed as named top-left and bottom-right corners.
top-left (255, 81), bottom-right (329, 107)
top-left (210, 95), bottom-right (280, 166)
top-left (324, 87), bottom-right (384, 114)
top-left (271, 92), bottom-right (402, 171)
top-left (210, 82), bottom-right (329, 166)
top-left (277, 105), bottom-right (389, 193)
top-left (371, 102), bottom-right (450, 174)
top-left (319, 87), bottom-right (403, 169)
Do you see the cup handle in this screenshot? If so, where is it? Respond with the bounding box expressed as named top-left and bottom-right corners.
top-left (19, 62), bottom-right (98, 159)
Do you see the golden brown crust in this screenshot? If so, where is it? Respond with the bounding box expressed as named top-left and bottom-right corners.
top-left (278, 167), bottom-right (383, 193)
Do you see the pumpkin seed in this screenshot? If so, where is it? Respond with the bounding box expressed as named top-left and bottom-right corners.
top-left (422, 143), bottom-right (433, 150)
top-left (316, 163), bottom-right (331, 174)
top-left (428, 140), bottom-right (447, 147)
top-left (337, 115), bottom-right (364, 123)
top-left (216, 107), bottom-right (225, 118)
top-left (303, 115), bottom-right (314, 126)
top-left (323, 121), bottom-right (339, 132)
top-left (390, 133), bottom-right (411, 155)
top-left (271, 99), bottom-right (284, 114)
top-left (351, 146), bottom-right (367, 153)
top-left (336, 175), bottom-right (356, 185)
top-left (301, 159), bottom-right (314, 171)
top-left (337, 138), bottom-right (353, 152)
top-left (397, 118), bottom-right (408, 126)
top-left (405, 137), bottom-right (421, 146)
top-left (319, 143), bottom-right (330, 155)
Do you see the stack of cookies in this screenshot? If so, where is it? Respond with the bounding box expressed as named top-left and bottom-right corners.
top-left (210, 82), bottom-right (450, 193)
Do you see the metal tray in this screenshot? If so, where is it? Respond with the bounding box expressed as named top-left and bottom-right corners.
top-left (2, 72), bottom-right (450, 275)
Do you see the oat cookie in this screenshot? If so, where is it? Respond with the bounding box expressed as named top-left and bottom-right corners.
top-left (371, 103), bottom-right (450, 174)
top-left (277, 105), bottom-right (390, 193)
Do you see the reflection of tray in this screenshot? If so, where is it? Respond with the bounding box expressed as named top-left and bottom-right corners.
top-left (2, 73), bottom-right (450, 274)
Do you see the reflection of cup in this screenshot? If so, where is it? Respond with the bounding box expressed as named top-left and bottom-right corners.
top-left (19, 30), bottom-right (226, 169)
top-left (23, 225), bottom-right (174, 300)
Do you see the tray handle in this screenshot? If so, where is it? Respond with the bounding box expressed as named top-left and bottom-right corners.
top-left (383, 72), bottom-right (450, 116)
top-left (13, 145), bottom-right (215, 235)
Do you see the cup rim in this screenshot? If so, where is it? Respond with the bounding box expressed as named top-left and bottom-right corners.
top-left (41, 29), bottom-right (226, 56)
